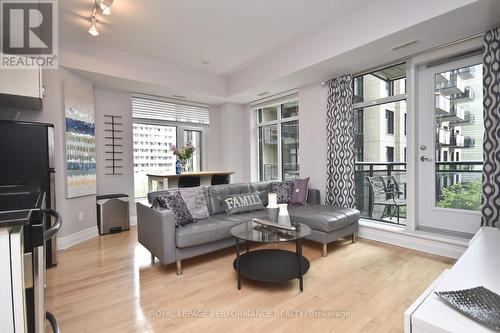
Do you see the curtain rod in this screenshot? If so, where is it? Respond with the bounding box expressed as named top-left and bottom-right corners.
top-left (321, 31), bottom-right (485, 85)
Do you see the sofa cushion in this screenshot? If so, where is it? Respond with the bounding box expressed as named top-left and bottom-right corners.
top-left (175, 217), bottom-right (240, 248)
top-left (217, 210), bottom-right (267, 223)
top-left (148, 186), bottom-right (209, 205)
top-left (220, 193), bottom-right (264, 215)
top-left (208, 183), bottom-right (251, 215)
top-left (288, 204), bottom-right (360, 233)
top-left (270, 181), bottom-right (294, 204)
top-left (249, 181), bottom-right (270, 206)
top-left (148, 187), bottom-right (210, 220)
top-left (178, 187), bottom-right (210, 220)
top-left (153, 192), bottom-right (195, 227)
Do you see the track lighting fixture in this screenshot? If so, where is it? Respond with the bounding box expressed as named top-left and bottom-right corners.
top-left (88, 0), bottom-right (114, 36)
top-left (88, 15), bottom-right (99, 36)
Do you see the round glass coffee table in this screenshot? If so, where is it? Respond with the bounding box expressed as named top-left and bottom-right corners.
top-left (230, 220), bottom-right (311, 292)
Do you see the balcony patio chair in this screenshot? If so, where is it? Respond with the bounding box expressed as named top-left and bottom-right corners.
top-left (366, 176), bottom-right (406, 224)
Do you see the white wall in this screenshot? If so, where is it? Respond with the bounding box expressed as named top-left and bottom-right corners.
top-left (298, 82), bottom-right (328, 203)
top-left (213, 103), bottom-right (252, 183)
top-left (0, 68), bottom-right (97, 238)
top-left (94, 87), bottom-right (136, 218)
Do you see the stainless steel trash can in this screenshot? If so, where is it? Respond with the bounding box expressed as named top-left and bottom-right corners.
top-left (97, 194), bottom-right (130, 235)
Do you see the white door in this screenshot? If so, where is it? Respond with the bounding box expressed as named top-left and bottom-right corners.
top-left (416, 54), bottom-right (483, 235)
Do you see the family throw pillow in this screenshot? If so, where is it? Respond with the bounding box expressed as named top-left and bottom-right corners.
top-left (220, 193), bottom-right (264, 215)
top-left (270, 181), bottom-right (294, 204)
top-left (152, 191), bottom-right (195, 227)
top-left (290, 177), bottom-right (310, 205)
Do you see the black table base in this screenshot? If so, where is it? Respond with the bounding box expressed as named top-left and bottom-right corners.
top-left (233, 248), bottom-right (310, 292)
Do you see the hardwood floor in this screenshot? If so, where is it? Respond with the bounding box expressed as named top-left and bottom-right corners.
top-left (46, 227), bottom-right (453, 333)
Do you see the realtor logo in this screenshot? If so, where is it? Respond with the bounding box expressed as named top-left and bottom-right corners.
top-left (1, 0), bottom-right (58, 68)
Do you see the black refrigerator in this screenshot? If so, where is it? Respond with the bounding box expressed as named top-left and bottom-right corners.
top-left (0, 120), bottom-right (58, 267)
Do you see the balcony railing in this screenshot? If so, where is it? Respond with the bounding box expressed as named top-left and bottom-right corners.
top-left (355, 161), bottom-right (483, 224)
top-left (436, 75), bottom-right (465, 96)
top-left (450, 87), bottom-right (475, 104)
top-left (436, 128), bottom-right (451, 145)
top-left (355, 162), bottom-right (407, 224)
top-left (435, 94), bottom-right (451, 115)
top-left (450, 132), bottom-right (465, 147)
top-left (439, 104), bottom-right (465, 122)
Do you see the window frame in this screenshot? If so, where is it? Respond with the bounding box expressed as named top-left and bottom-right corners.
top-left (254, 98), bottom-right (299, 182)
top-left (132, 117), bottom-right (208, 198)
top-left (385, 109), bottom-right (395, 135)
top-left (133, 117), bottom-right (208, 170)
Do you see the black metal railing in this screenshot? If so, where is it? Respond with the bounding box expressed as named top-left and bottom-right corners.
top-left (355, 161), bottom-right (483, 225)
top-left (355, 162), bottom-right (407, 224)
top-left (435, 161), bottom-right (482, 200)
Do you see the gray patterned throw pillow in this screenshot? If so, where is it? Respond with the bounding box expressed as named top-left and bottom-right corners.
top-left (152, 192), bottom-right (194, 227)
top-left (220, 193), bottom-right (264, 215)
top-left (270, 181), bottom-right (294, 204)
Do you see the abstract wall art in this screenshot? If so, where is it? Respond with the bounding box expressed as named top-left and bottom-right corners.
top-left (63, 81), bottom-right (97, 198)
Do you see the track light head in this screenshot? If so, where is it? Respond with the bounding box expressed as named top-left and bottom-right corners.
top-left (98, 0), bottom-right (113, 16)
top-left (88, 15), bottom-right (99, 36)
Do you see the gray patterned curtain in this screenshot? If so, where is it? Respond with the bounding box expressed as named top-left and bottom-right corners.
top-left (481, 27), bottom-right (500, 228)
top-left (325, 75), bottom-right (356, 208)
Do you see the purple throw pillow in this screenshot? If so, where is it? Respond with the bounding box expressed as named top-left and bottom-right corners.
top-left (290, 177), bottom-right (310, 205)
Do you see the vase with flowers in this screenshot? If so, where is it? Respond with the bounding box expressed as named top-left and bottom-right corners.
top-left (169, 143), bottom-right (196, 174)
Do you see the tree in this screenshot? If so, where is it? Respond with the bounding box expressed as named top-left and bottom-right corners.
top-left (437, 181), bottom-right (482, 211)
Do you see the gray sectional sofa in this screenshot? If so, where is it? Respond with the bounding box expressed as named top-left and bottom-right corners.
top-left (137, 181), bottom-right (359, 275)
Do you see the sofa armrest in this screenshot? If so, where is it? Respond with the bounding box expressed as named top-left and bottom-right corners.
top-left (136, 202), bottom-right (176, 265)
top-left (307, 188), bottom-right (321, 205)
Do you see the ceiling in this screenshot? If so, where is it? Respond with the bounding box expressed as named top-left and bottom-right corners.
top-left (58, 0), bottom-right (500, 105)
top-left (60, 0), bottom-right (368, 76)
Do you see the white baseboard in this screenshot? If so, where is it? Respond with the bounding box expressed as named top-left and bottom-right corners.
top-left (130, 216), bottom-right (137, 226)
top-left (57, 225), bottom-right (99, 250)
top-left (358, 221), bottom-right (469, 259)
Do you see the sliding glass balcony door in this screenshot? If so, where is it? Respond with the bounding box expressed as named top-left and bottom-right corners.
top-left (416, 54), bottom-right (483, 235)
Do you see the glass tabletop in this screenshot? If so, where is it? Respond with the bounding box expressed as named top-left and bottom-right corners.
top-left (230, 220), bottom-right (311, 243)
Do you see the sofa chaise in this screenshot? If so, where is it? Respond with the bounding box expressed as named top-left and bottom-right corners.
top-left (137, 181), bottom-right (360, 275)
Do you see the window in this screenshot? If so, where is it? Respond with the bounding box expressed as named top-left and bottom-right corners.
top-left (386, 110), bottom-right (394, 134)
top-left (183, 130), bottom-right (202, 172)
top-left (352, 63), bottom-right (407, 224)
top-left (132, 95), bottom-right (209, 198)
top-left (355, 146), bottom-right (364, 162)
top-left (354, 109), bottom-right (363, 134)
top-left (404, 113), bottom-right (407, 136)
top-left (256, 97), bottom-right (299, 181)
top-left (386, 146), bottom-right (394, 162)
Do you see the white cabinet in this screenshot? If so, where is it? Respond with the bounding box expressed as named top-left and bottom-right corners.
top-left (0, 68), bottom-right (43, 109)
top-left (0, 226), bottom-right (26, 333)
top-left (405, 227), bottom-right (500, 333)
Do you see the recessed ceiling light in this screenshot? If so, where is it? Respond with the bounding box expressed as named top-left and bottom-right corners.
top-left (201, 60), bottom-right (210, 65)
top-left (257, 91), bottom-right (270, 97)
top-left (172, 95), bottom-right (187, 99)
